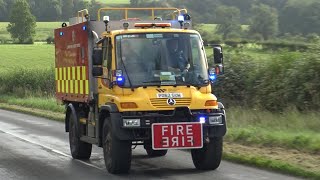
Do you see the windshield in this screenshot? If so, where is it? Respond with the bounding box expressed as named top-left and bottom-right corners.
top-left (115, 33), bottom-right (209, 87)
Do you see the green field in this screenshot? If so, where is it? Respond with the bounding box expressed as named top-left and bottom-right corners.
top-left (0, 22), bottom-right (62, 41)
top-left (0, 44), bottom-right (55, 71)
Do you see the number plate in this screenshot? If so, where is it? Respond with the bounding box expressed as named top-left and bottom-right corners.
top-left (152, 122), bottom-right (203, 150)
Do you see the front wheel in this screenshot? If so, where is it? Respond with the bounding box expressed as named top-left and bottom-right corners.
top-left (102, 117), bottom-right (132, 174)
top-left (191, 137), bottom-right (223, 170)
top-left (69, 111), bottom-right (92, 159)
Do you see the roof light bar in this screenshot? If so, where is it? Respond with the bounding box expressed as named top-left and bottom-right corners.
top-left (134, 23), bottom-right (154, 28)
top-left (154, 23), bottom-right (171, 27)
top-left (134, 23), bottom-right (171, 28)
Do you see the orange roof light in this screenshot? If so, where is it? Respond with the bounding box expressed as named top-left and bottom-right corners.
top-left (134, 23), bottom-right (171, 28)
top-left (154, 23), bottom-right (171, 27)
top-left (134, 23), bottom-right (154, 28)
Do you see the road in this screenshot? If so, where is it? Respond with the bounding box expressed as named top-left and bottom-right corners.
top-left (0, 109), bottom-right (303, 180)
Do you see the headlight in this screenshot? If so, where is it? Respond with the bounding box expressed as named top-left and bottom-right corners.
top-left (209, 116), bottom-right (223, 125)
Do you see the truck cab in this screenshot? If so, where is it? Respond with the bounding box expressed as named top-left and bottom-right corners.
top-left (54, 7), bottom-right (226, 174)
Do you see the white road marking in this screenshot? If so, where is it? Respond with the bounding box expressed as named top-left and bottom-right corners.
top-left (0, 129), bottom-right (104, 171)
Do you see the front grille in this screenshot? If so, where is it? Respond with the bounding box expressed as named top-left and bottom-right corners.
top-left (150, 98), bottom-right (191, 108)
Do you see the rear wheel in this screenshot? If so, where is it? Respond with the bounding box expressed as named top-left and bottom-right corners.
top-left (102, 117), bottom-right (132, 174)
top-left (69, 111), bottom-right (92, 159)
top-left (191, 137), bottom-right (223, 170)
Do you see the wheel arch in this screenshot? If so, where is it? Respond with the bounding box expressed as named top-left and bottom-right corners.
top-left (65, 103), bottom-right (78, 132)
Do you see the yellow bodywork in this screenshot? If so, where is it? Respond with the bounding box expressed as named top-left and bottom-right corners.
top-left (97, 26), bottom-right (217, 112)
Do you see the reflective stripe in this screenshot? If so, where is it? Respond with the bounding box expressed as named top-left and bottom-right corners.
top-left (82, 66), bottom-right (86, 81)
top-left (59, 68), bottom-right (62, 80)
top-left (85, 80), bottom-right (89, 95)
top-left (77, 66), bottom-right (81, 80)
top-left (63, 67), bottom-right (66, 81)
top-left (79, 80), bottom-right (84, 94)
top-left (70, 80), bottom-right (74, 94)
top-left (67, 67), bottom-right (71, 80)
top-left (55, 68), bottom-right (58, 81)
top-left (72, 67), bottom-right (76, 80)
top-left (61, 79), bottom-right (65, 93)
top-left (56, 66), bottom-right (89, 95)
top-left (66, 81), bottom-right (69, 93)
top-left (75, 79), bottom-right (79, 94)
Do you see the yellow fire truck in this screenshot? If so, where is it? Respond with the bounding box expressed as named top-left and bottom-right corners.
top-left (54, 7), bottom-right (226, 174)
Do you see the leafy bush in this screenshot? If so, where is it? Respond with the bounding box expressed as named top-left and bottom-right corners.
top-left (0, 67), bottom-right (55, 97)
top-left (46, 36), bottom-right (54, 44)
top-left (213, 49), bottom-right (320, 111)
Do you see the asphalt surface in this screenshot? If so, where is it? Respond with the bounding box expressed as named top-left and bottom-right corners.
top-left (0, 109), bottom-right (303, 180)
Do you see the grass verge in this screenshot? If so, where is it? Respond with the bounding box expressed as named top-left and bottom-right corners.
top-left (223, 143), bottom-right (320, 179)
top-left (0, 95), bottom-right (64, 113)
top-left (0, 103), bottom-right (64, 122)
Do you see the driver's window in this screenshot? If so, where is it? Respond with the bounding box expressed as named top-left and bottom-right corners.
top-left (102, 37), bottom-right (112, 79)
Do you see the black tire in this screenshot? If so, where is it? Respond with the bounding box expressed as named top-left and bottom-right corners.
top-left (69, 111), bottom-right (92, 159)
top-left (145, 148), bottom-right (168, 157)
top-left (191, 137), bottom-right (223, 170)
top-left (102, 117), bottom-right (132, 174)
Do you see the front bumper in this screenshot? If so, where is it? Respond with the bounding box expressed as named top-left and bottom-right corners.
top-left (109, 107), bottom-right (227, 141)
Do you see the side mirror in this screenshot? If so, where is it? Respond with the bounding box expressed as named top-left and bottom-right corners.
top-left (213, 45), bottom-right (223, 64)
top-left (92, 67), bottom-right (103, 77)
top-left (92, 49), bottom-right (103, 65)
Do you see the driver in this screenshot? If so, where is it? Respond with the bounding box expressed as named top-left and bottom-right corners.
top-left (167, 39), bottom-right (190, 72)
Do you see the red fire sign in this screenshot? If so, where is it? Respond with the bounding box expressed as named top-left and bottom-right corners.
top-left (152, 122), bottom-right (203, 150)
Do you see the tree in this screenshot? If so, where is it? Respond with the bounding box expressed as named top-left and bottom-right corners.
top-left (7, 0), bottom-right (36, 44)
top-left (0, 0), bottom-right (7, 21)
top-left (62, 0), bottom-right (74, 20)
top-left (249, 4), bottom-right (278, 40)
top-left (88, 0), bottom-right (102, 20)
top-left (130, 0), bottom-right (139, 7)
top-left (28, 0), bottom-right (61, 21)
top-left (215, 6), bottom-right (242, 40)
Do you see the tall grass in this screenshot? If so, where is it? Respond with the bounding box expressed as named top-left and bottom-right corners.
top-left (0, 95), bottom-right (64, 113)
top-left (0, 67), bottom-right (55, 97)
top-left (227, 107), bottom-right (320, 153)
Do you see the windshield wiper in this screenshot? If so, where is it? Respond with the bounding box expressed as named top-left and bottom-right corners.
top-left (142, 80), bottom-right (163, 84)
top-left (119, 40), bottom-right (134, 91)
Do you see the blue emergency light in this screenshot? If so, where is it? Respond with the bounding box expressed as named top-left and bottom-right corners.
top-left (209, 69), bottom-right (217, 81)
top-left (199, 116), bottom-right (206, 124)
top-left (209, 74), bottom-right (217, 81)
top-left (115, 70), bottom-right (125, 86)
top-left (59, 32), bottom-right (64, 36)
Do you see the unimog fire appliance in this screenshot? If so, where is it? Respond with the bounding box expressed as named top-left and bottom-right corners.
top-left (54, 7), bottom-right (226, 174)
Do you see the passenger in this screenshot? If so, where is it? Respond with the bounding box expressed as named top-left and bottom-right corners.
top-left (167, 39), bottom-right (190, 72)
top-left (120, 40), bottom-right (144, 73)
